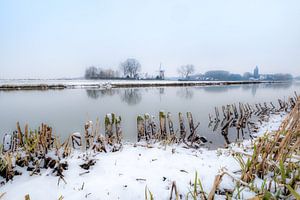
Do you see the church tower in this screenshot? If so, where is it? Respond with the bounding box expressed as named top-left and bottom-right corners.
top-left (254, 66), bottom-right (259, 79)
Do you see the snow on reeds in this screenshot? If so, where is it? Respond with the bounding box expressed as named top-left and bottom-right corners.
top-left (0, 94), bottom-right (299, 199)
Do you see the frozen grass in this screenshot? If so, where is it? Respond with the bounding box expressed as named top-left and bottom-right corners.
top-left (0, 114), bottom-right (289, 200)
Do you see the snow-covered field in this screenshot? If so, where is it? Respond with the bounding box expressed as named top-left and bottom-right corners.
top-left (0, 114), bottom-right (285, 200)
top-left (0, 79), bottom-right (272, 90)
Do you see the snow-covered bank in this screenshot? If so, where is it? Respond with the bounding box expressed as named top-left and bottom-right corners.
top-left (0, 114), bottom-right (286, 200)
top-left (0, 79), bottom-right (282, 90)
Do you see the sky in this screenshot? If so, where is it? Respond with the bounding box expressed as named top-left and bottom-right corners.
top-left (0, 0), bottom-right (300, 79)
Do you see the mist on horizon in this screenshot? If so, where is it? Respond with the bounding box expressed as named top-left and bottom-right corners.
top-left (0, 0), bottom-right (300, 79)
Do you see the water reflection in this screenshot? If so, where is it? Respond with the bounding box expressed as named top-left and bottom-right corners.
top-left (86, 89), bottom-right (118, 99)
top-left (252, 84), bottom-right (258, 96)
top-left (158, 88), bottom-right (165, 101)
top-left (240, 84), bottom-right (259, 96)
top-left (86, 90), bottom-right (100, 99)
top-left (86, 88), bottom-right (143, 105)
top-left (263, 82), bottom-right (292, 89)
top-left (203, 83), bottom-right (293, 97)
top-left (176, 88), bottom-right (194, 99)
top-left (1, 82), bottom-right (299, 150)
top-left (86, 83), bottom-right (294, 101)
top-left (120, 89), bottom-right (142, 105)
top-left (159, 88), bottom-right (165, 95)
top-left (203, 86), bottom-right (230, 93)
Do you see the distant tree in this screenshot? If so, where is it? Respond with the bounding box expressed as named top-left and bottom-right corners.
top-left (272, 73), bottom-right (293, 81)
top-left (259, 73), bottom-right (294, 81)
top-left (177, 64), bottom-right (195, 79)
top-left (120, 58), bottom-right (141, 78)
top-left (85, 66), bottom-right (99, 79)
top-left (85, 66), bottom-right (119, 79)
top-left (204, 70), bottom-right (230, 81)
top-left (228, 73), bottom-right (243, 81)
top-left (243, 72), bottom-right (253, 80)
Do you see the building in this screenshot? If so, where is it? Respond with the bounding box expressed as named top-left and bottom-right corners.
top-left (157, 63), bottom-right (165, 80)
top-left (159, 69), bottom-right (165, 80)
top-left (254, 66), bottom-right (259, 79)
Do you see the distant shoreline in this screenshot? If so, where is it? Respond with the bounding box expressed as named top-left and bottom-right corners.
top-left (0, 80), bottom-right (290, 91)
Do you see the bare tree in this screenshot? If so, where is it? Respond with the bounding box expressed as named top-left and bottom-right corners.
top-left (85, 66), bottom-right (119, 79)
top-left (177, 64), bottom-right (195, 79)
top-left (85, 66), bottom-right (99, 79)
top-left (120, 58), bottom-right (141, 78)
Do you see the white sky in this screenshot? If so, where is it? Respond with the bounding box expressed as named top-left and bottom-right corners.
top-left (0, 0), bottom-right (300, 78)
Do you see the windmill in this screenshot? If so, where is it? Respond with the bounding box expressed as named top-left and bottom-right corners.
top-left (156, 63), bottom-right (165, 80)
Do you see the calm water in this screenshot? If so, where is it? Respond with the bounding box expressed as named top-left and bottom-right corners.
top-left (0, 82), bottom-right (299, 148)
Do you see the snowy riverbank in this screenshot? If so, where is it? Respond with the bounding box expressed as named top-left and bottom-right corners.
top-left (0, 79), bottom-right (282, 90)
top-left (0, 113), bottom-right (286, 200)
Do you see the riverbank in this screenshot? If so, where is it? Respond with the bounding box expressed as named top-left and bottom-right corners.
top-left (0, 114), bottom-right (285, 200)
top-left (0, 79), bottom-right (286, 90)
top-left (0, 96), bottom-right (299, 199)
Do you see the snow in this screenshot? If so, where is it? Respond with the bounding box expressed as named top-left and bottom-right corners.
top-left (0, 114), bottom-right (286, 200)
top-left (2, 134), bottom-right (12, 152)
top-left (0, 79), bottom-right (271, 90)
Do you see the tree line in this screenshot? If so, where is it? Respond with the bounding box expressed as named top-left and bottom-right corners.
top-left (177, 67), bottom-right (293, 81)
top-left (85, 59), bottom-right (294, 81)
top-left (85, 58), bottom-right (141, 79)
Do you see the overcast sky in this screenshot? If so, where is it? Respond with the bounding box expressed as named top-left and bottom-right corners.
top-left (0, 0), bottom-right (299, 79)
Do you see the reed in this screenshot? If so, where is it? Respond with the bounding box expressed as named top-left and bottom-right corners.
top-left (230, 96), bottom-right (300, 199)
top-left (0, 113), bottom-right (124, 183)
top-left (0, 93), bottom-right (299, 199)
